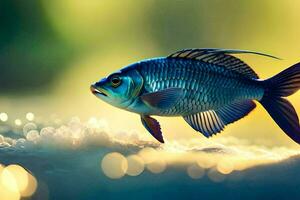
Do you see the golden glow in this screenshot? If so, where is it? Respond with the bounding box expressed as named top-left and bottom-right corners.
top-left (94, 134), bottom-right (300, 180)
top-left (101, 152), bottom-right (128, 179)
top-left (21, 173), bottom-right (38, 197)
top-left (0, 164), bottom-right (38, 199)
top-left (0, 186), bottom-right (20, 200)
top-left (0, 164), bottom-right (20, 200)
top-left (1, 165), bottom-right (28, 193)
top-left (3, 114), bottom-right (300, 183)
top-left (0, 1), bottom-right (298, 149)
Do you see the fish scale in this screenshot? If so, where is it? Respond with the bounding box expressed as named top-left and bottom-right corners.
top-left (137, 58), bottom-right (263, 116)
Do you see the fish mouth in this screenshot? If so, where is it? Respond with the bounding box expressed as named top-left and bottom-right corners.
top-left (90, 85), bottom-right (107, 96)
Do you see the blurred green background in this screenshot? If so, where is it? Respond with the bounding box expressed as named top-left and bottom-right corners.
top-left (1, 0), bottom-right (300, 147)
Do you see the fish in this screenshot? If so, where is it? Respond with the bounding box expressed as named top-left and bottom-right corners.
top-left (90, 48), bottom-right (300, 144)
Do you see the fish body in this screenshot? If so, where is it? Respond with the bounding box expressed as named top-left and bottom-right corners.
top-left (91, 48), bottom-right (300, 144)
top-left (123, 57), bottom-right (263, 116)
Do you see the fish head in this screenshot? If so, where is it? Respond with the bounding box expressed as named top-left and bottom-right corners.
top-left (91, 69), bottom-right (143, 108)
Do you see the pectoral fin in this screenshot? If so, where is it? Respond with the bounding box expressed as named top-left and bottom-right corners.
top-left (140, 88), bottom-right (184, 110)
top-left (141, 115), bottom-right (164, 143)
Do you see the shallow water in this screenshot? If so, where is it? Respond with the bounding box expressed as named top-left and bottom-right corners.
top-left (1, 116), bottom-right (300, 200)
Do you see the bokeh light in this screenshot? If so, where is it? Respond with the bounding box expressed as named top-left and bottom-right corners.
top-left (40, 127), bottom-right (56, 137)
top-left (138, 147), bottom-right (167, 174)
top-left (0, 113), bottom-right (8, 122)
top-left (138, 147), bottom-right (158, 164)
top-left (26, 112), bottom-right (35, 121)
top-left (146, 157), bottom-right (167, 174)
top-left (0, 164), bottom-right (38, 199)
top-left (0, 186), bottom-right (20, 200)
top-left (1, 115), bottom-right (300, 188)
top-left (126, 155), bottom-right (145, 176)
top-left (14, 119), bottom-right (22, 126)
top-left (1, 165), bottom-right (29, 193)
top-left (23, 123), bottom-right (38, 136)
top-left (26, 130), bottom-right (40, 142)
top-left (207, 168), bottom-right (226, 183)
top-left (101, 152), bottom-right (128, 179)
top-left (216, 159), bottom-right (234, 175)
top-left (187, 164), bottom-right (205, 179)
top-left (21, 173), bottom-right (38, 197)
top-left (1, 115), bottom-right (299, 176)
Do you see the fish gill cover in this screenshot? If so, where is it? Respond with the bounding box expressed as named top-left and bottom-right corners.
top-left (1, 113), bottom-right (300, 200)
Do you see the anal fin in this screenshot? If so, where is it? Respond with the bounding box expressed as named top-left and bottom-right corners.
top-left (183, 100), bottom-right (256, 137)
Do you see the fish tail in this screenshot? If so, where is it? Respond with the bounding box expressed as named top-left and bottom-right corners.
top-left (260, 62), bottom-right (300, 144)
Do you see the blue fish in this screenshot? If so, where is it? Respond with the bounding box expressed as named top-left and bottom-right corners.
top-left (91, 48), bottom-right (300, 144)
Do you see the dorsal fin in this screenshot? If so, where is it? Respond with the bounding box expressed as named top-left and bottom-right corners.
top-left (167, 48), bottom-right (280, 79)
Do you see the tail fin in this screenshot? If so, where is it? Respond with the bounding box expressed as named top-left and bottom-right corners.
top-left (260, 62), bottom-right (300, 144)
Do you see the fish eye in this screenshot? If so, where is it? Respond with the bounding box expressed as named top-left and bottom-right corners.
top-left (110, 75), bottom-right (122, 87)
